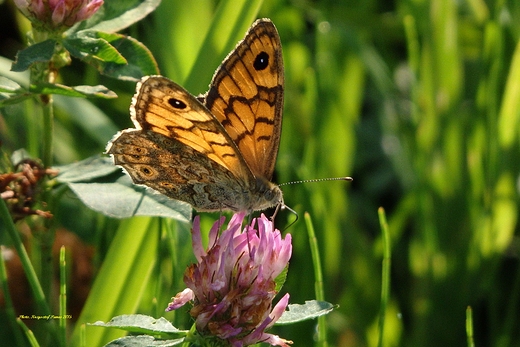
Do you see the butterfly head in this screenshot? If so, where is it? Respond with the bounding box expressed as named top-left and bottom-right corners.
top-left (251, 176), bottom-right (283, 212)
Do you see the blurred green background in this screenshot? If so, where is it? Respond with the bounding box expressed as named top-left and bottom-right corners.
top-left (1, 0), bottom-right (520, 346)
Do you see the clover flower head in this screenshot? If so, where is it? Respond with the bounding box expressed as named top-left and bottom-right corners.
top-left (14, 0), bottom-right (103, 31)
top-left (167, 212), bottom-right (293, 347)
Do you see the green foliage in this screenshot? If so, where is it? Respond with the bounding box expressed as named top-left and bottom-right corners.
top-left (1, 0), bottom-right (520, 346)
top-left (56, 157), bottom-right (192, 220)
top-left (89, 302), bottom-right (331, 346)
top-left (275, 301), bottom-right (336, 325)
top-left (91, 314), bottom-right (188, 339)
top-left (11, 39), bottom-right (56, 72)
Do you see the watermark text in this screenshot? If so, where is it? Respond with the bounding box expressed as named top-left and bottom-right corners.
top-left (18, 314), bottom-right (72, 320)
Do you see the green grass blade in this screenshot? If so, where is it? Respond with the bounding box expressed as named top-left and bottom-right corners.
top-left (17, 318), bottom-right (40, 347)
top-left (70, 217), bottom-right (161, 347)
top-left (498, 39), bottom-right (520, 148)
top-left (0, 243), bottom-right (27, 346)
top-left (0, 199), bottom-right (57, 341)
top-left (183, 0), bottom-right (264, 93)
top-left (304, 212), bottom-right (327, 347)
top-left (59, 246), bottom-right (67, 347)
top-left (466, 306), bottom-right (474, 347)
top-left (377, 207), bottom-right (391, 347)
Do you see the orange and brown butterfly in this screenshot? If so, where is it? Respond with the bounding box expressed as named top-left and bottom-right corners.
top-left (106, 19), bottom-right (284, 212)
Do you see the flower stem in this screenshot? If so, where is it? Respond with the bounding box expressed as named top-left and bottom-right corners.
top-left (29, 25), bottom-right (59, 321)
top-left (33, 60), bottom-right (55, 169)
top-left (31, 58), bottom-right (56, 303)
top-left (41, 95), bottom-right (54, 168)
top-left (30, 28), bottom-right (56, 169)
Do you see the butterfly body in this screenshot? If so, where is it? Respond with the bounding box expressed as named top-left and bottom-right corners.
top-left (107, 19), bottom-right (284, 212)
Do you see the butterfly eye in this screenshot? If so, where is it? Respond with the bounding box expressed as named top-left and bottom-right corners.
top-left (253, 51), bottom-right (269, 71)
top-left (169, 98), bottom-right (187, 109)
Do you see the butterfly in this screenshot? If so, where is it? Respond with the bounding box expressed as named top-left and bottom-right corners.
top-left (106, 19), bottom-right (284, 212)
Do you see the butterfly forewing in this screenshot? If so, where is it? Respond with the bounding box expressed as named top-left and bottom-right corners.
top-left (132, 77), bottom-right (253, 182)
top-left (204, 19), bottom-right (283, 181)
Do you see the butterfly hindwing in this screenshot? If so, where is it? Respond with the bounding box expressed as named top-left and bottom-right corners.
top-left (108, 128), bottom-right (254, 211)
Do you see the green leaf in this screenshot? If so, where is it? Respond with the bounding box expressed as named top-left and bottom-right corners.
top-left (0, 93), bottom-right (34, 107)
top-left (67, 178), bottom-right (192, 221)
top-left (67, 179), bottom-right (191, 221)
top-left (104, 335), bottom-right (185, 347)
top-left (67, 0), bottom-right (162, 34)
top-left (0, 77), bottom-right (32, 106)
top-left (95, 31), bottom-right (159, 79)
top-left (11, 39), bottom-right (56, 72)
top-left (64, 32), bottom-right (127, 65)
top-left (91, 314), bottom-right (188, 338)
top-left (29, 83), bottom-right (117, 98)
top-left (55, 156), bottom-right (119, 183)
top-left (65, 31), bottom-right (158, 80)
top-left (55, 156), bottom-right (192, 221)
top-left (0, 77), bottom-right (25, 93)
top-left (0, 79), bottom-right (116, 106)
top-left (275, 301), bottom-right (336, 325)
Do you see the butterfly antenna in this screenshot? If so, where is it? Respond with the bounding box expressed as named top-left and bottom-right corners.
top-left (276, 176), bottom-right (352, 230)
top-left (279, 176), bottom-right (353, 187)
